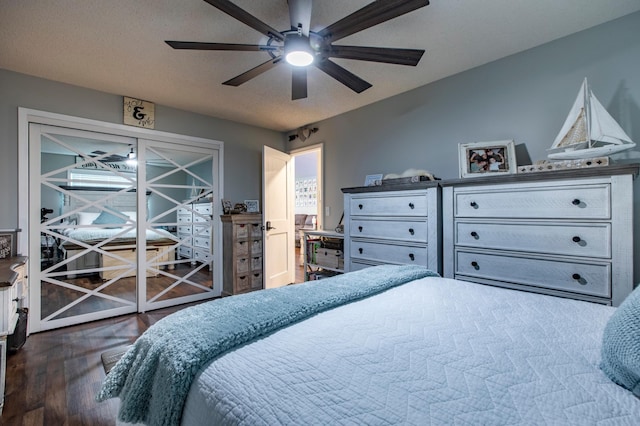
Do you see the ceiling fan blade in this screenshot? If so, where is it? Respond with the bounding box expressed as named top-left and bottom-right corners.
top-left (323, 45), bottom-right (424, 66)
top-left (203, 0), bottom-right (285, 41)
top-left (165, 41), bottom-right (279, 52)
top-left (317, 0), bottom-right (429, 43)
top-left (288, 0), bottom-right (312, 36)
top-left (291, 67), bottom-right (308, 100)
top-left (315, 59), bottom-right (372, 93)
top-left (222, 57), bottom-right (283, 86)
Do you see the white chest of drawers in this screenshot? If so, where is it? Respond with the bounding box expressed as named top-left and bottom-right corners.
top-left (177, 201), bottom-right (213, 264)
top-left (442, 165), bottom-right (637, 306)
top-left (342, 183), bottom-right (441, 274)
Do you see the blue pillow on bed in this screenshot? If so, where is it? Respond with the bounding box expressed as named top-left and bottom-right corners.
top-left (600, 285), bottom-right (640, 397)
top-left (92, 209), bottom-right (127, 228)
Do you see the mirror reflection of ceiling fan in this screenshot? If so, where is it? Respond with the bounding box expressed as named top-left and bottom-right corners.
top-left (89, 148), bottom-right (136, 163)
top-left (165, 0), bottom-right (429, 100)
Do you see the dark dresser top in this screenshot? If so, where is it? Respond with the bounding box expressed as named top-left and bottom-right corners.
top-left (0, 256), bottom-right (27, 288)
top-left (342, 164), bottom-right (639, 193)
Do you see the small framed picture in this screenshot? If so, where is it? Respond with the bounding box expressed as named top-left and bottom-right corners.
top-left (458, 140), bottom-right (517, 178)
top-left (244, 200), bottom-right (259, 213)
top-left (221, 199), bottom-right (233, 214)
top-left (364, 174), bottom-right (383, 187)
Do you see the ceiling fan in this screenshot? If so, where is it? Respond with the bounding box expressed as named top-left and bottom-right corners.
top-left (165, 0), bottom-right (429, 100)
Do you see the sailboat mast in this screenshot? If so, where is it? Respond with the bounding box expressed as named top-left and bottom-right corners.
top-left (583, 78), bottom-right (592, 149)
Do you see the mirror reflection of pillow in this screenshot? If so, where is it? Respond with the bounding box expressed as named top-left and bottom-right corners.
top-left (92, 209), bottom-right (128, 228)
top-left (600, 285), bottom-right (640, 397)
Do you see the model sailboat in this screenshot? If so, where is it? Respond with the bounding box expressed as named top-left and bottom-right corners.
top-left (548, 78), bottom-right (635, 160)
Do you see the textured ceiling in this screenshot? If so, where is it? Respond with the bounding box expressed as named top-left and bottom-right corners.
top-left (1, 0), bottom-right (639, 132)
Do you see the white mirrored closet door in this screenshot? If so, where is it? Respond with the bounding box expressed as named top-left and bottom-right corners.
top-left (32, 124), bottom-right (139, 331)
top-left (30, 124), bottom-right (220, 332)
top-left (138, 140), bottom-right (218, 312)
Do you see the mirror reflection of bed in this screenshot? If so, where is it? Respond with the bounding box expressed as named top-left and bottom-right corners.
top-left (40, 187), bottom-right (213, 320)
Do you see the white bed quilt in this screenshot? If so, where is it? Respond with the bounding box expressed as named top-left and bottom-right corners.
top-left (181, 277), bottom-right (640, 425)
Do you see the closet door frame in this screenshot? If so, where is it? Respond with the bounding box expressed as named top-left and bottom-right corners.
top-left (18, 108), bottom-right (224, 333)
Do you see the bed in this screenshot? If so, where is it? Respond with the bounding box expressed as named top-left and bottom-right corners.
top-left (59, 211), bottom-right (176, 279)
top-left (98, 265), bottom-right (640, 425)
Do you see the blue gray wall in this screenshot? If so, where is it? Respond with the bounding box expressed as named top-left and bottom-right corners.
top-left (288, 11), bottom-right (640, 229)
top-left (0, 68), bottom-right (284, 229)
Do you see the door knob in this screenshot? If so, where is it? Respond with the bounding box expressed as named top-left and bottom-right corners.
top-left (264, 221), bottom-right (276, 231)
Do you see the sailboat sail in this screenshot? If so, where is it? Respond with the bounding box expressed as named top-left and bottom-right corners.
top-left (556, 108), bottom-right (588, 149)
top-left (548, 78), bottom-right (635, 160)
top-left (550, 79), bottom-right (589, 150)
top-left (589, 94), bottom-right (633, 145)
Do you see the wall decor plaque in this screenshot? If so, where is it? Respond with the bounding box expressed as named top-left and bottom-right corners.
top-left (123, 96), bottom-right (155, 129)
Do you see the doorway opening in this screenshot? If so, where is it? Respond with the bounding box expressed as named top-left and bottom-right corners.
top-left (291, 144), bottom-right (323, 283)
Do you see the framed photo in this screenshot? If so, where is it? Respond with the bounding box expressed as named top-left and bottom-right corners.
top-left (364, 174), bottom-right (383, 187)
top-left (0, 233), bottom-right (13, 259)
top-left (244, 200), bottom-right (259, 213)
top-left (221, 199), bottom-right (233, 214)
top-left (458, 140), bottom-right (517, 178)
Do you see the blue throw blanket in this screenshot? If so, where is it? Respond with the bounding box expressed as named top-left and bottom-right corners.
top-left (97, 264), bottom-right (438, 426)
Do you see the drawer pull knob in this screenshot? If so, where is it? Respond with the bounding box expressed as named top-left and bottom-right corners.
top-left (572, 236), bottom-right (581, 243)
top-left (409, 202), bottom-right (415, 209)
top-left (358, 248), bottom-right (363, 254)
top-left (470, 231), bottom-right (479, 239)
top-left (408, 228), bottom-right (415, 235)
top-left (358, 226), bottom-right (363, 232)
top-left (572, 199), bottom-right (581, 206)
top-left (572, 273), bottom-right (581, 280)
top-left (358, 204), bottom-right (363, 210)
top-left (471, 261), bottom-right (479, 270)
top-left (409, 253), bottom-right (415, 261)
top-left (470, 201), bottom-right (478, 208)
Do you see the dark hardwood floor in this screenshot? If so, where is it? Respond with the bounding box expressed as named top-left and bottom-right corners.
top-left (3, 249), bottom-right (306, 426)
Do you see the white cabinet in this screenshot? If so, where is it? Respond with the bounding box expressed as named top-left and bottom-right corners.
top-left (0, 257), bottom-right (28, 414)
top-left (177, 201), bottom-right (213, 264)
top-left (342, 184), bottom-right (441, 274)
top-left (442, 165), bottom-right (637, 306)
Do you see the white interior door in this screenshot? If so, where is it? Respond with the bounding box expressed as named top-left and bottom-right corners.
top-left (262, 146), bottom-right (294, 288)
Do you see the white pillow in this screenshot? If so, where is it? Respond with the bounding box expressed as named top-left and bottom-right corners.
top-left (76, 212), bottom-right (101, 225)
top-left (75, 210), bottom-right (136, 225)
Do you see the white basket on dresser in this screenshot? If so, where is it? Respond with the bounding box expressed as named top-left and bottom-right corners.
top-left (442, 164), bottom-right (638, 306)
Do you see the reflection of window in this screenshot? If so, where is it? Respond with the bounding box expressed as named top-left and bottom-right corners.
top-left (68, 169), bottom-right (136, 188)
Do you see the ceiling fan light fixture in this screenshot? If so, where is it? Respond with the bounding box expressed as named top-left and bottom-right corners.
top-left (284, 34), bottom-right (314, 67)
